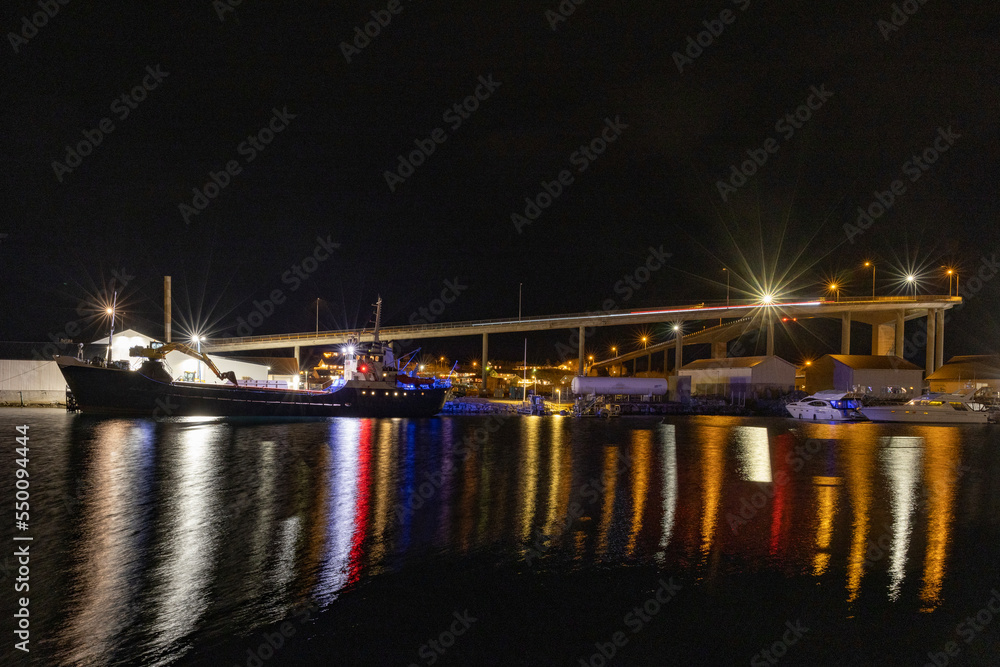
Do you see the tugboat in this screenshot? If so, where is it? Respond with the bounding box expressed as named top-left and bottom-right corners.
top-left (55, 297), bottom-right (449, 417)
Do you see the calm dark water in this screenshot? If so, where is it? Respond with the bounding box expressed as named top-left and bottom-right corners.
top-left (2, 409), bottom-right (1000, 666)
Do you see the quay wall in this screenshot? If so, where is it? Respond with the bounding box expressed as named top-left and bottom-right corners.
top-left (0, 390), bottom-right (66, 407)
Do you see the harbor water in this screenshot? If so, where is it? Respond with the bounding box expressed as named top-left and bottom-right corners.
top-left (2, 409), bottom-right (999, 665)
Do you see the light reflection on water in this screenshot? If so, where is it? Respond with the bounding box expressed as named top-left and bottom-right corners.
top-left (11, 412), bottom-right (997, 665)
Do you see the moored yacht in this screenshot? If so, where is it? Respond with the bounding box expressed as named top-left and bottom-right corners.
top-left (785, 390), bottom-right (865, 421)
top-left (859, 392), bottom-right (992, 424)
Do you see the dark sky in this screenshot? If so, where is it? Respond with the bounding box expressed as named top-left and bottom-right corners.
top-left (2, 1), bottom-right (998, 364)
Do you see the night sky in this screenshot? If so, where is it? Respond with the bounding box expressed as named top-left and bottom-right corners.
top-left (3, 1), bottom-right (998, 364)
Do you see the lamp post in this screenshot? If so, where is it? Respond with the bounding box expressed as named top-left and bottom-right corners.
top-left (864, 261), bottom-right (875, 299)
top-left (905, 274), bottom-right (916, 296)
top-left (192, 335), bottom-right (204, 381)
top-left (721, 268), bottom-right (730, 325)
top-left (315, 298), bottom-right (320, 336)
top-left (105, 290), bottom-right (118, 363)
top-left (942, 267), bottom-right (957, 296)
top-left (828, 282), bottom-right (839, 302)
top-left (518, 282), bottom-right (522, 322)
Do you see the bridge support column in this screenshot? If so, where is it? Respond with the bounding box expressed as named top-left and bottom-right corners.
top-left (841, 312), bottom-right (851, 355)
top-left (894, 310), bottom-right (905, 357)
top-left (935, 309), bottom-right (944, 369)
top-left (925, 310), bottom-right (936, 375)
top-left (578, 326), bottom-right (585, 376)
top-left (293, 345), bottom-right (300, 369)
top-left (481, 333), bottom-right (488, 384)
top-left (873, 323), bottom-right (894, 355)
top-left (766, 315), bottom-right (775, 356)
top-left (674, 334), bottom-right (682, 373)
top-left (712, 342), bottom-right (726, 359)
top-left (646, 354), bottom-right (651, 375)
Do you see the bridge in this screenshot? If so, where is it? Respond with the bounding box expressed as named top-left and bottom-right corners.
top-left (203, 295), bottom-right (961, 378)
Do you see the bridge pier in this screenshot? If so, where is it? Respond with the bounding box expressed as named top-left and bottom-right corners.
top-left (925, 310), bottom-right (936, 375)
top-left (578, 326), bottom-right (585, 375)
top-left (841, 312), bottom-right (851, 355)
top-left (293, 345), bottom-right (300, 370)
top-left (894, 310), bottom-right (905, 356)
top-left (482, 333), bottom-right (488, 384)
top-left (935, 309), bottom-right (944, 369)
top-left (872, 322), bottom-right (895, 355)
top-left (712, 342), bottom-right (726, 359)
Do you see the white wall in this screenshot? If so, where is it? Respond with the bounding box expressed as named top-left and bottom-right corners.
top-left (0, 360), bottom-right (67, 391)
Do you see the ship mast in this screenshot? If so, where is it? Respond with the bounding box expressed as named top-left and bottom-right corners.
top-left (372, 295), bottom-right (382, 345)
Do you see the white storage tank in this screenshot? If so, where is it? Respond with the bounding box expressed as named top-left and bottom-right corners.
top-left (571, 377), bottom-right (668, 396)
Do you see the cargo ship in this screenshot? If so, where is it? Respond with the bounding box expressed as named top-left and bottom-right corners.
top-left (56, 298), bottom-right (449, 418)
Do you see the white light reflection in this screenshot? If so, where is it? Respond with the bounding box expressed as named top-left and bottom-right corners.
top-left (734, 426), bottom-right (772, 483)
top-left (147, 424), bottom-right (221, 665)
top-left (880, 436), bottom-right (923, 601)
top-left (271, 515), bottom-right (301, 592)
top-left (244, 441), bottom-right (277, 608)
top-left (58, 421), bottom-right (154, 665)
top-left (313, 419), bottom-right (360, 606)
top-left (655, 424), bottom-right (678, 565)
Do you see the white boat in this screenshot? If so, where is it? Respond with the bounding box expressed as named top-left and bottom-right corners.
top-left (786, 391), bottom-right (864, 421)
top-left (859, 392), bottom-right (991, 424)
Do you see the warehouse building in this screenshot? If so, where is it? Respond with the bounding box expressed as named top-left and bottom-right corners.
top-left (677, 356), bottom-right (796, 398)
top-left (926, 355), bottom-right (1000, 394)
top-left (804, 354), bottom-right (923, 397)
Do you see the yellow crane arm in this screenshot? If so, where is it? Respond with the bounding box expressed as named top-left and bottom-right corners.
top-left (129, 343), bottom-right (239, 386)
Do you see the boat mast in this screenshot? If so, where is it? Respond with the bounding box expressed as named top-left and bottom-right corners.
top-left (372, 295), bottom-right (382, 345)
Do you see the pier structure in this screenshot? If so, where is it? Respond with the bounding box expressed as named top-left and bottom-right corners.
top-left (204, 296), bottom-right (960, 380)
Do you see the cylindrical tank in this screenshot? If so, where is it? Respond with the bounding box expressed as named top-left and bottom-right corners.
top-left (571, 377), bottom-right (668, 396)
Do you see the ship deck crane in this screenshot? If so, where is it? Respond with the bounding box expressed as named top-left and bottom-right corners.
top-left (129, 343), bottom-right (239, 386)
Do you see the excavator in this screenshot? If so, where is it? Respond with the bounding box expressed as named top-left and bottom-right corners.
top-left (129, 343), bottom-right (239, 386)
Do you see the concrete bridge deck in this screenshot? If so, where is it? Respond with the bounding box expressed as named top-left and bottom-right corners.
top-left (204, 295), bottom-right (959, 377)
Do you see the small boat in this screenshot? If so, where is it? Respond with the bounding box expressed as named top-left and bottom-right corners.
top-left (785, 391), bottom-right (865, 421)
top-left (57, 297), bottom-right (449, 418)
top-left (859, 392), bottom-right (991, 424)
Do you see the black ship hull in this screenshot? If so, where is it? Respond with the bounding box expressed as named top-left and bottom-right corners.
top-left (55, 356), bottom-right (448, 418)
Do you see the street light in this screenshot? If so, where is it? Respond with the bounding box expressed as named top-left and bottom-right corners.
top-left (942, 266), bottom-right (958, 296)
top-left (104, 290), bottom-right (119, 362)
top-left (905, 274), bottom-right (916, 296)
top-left (864, 261), bottom-right (875, 299)
top-left (315, 298), bottom-right (320, 335)
top-left (641, 336), bottom-right (648, 349)
top-left (721, 267), bottom-right (730, 325)
top-left (828, 282), bottom-right (839, 302)
top-left (191, 335), bottom-right (204, 381)
top-left (722, 268), bottom-right (730, 308)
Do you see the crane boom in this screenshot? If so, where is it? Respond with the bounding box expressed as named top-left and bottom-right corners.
top-left (129, 343), bottom-right (239, 386)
